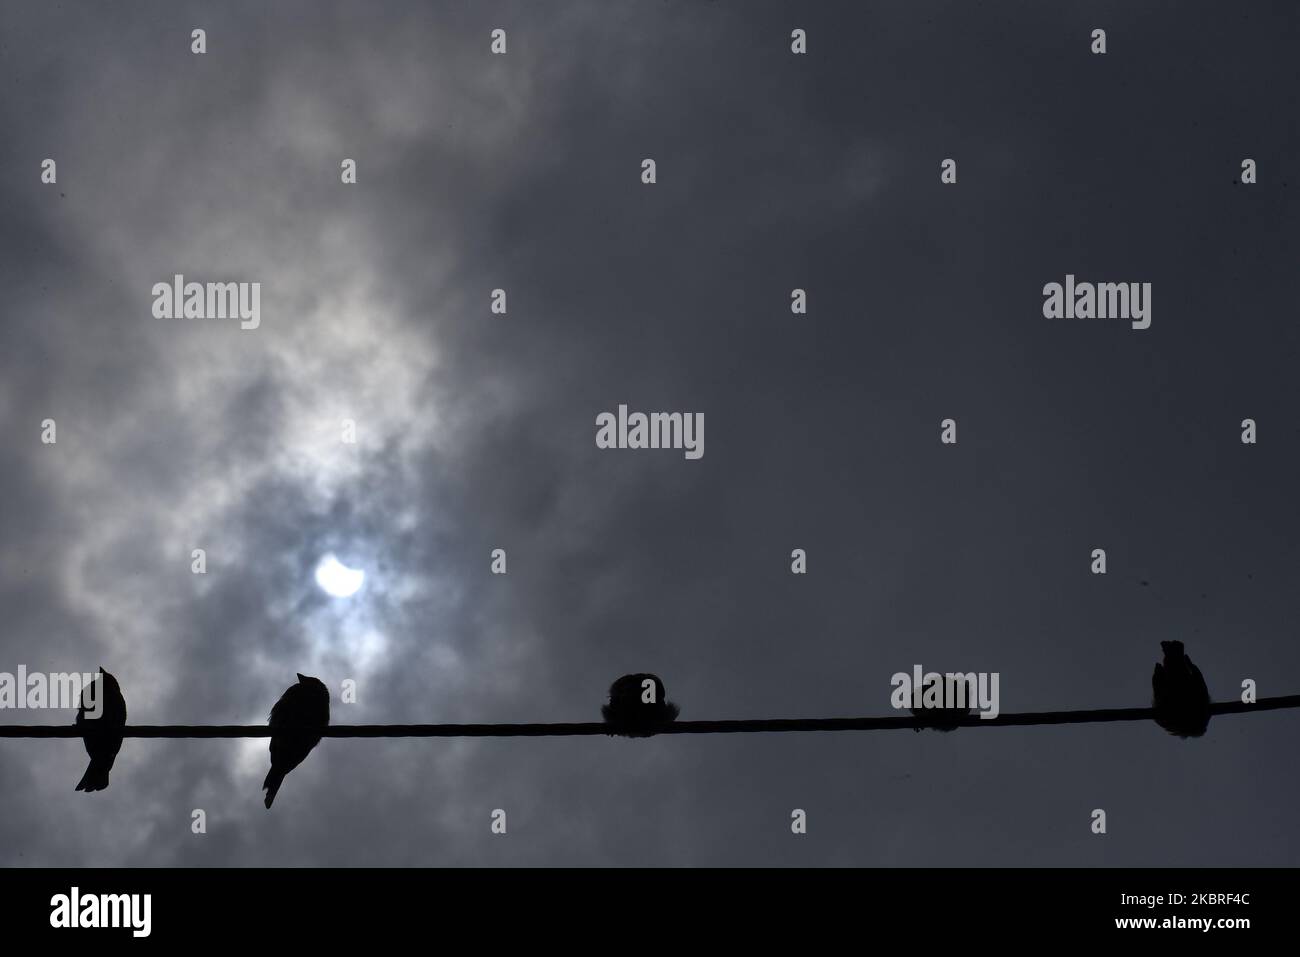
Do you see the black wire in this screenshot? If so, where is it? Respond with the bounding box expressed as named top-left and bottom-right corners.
top-left (2, 694), bottom-right (1296, 737)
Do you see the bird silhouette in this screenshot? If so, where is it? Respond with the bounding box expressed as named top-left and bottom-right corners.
top-left (601, 673), bottom-right (679, 737)
top-left (909, 675), bottom-right (972, 732)
top-left (74, 667), bottom-right (127, 792)
top-left (263, 673), bottom-right (330, 808)
top-left (1152, 640), bottom-right (1211, 738)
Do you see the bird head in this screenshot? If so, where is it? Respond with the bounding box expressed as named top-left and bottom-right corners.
top-left (1160, 640), bottom-right (1186, 658)
top-left (608, 673), bottom-right (666, 706)
top-left (295, 673), bottom-right (329, 700)
top-left (81, 668), bottom-right (121, 714)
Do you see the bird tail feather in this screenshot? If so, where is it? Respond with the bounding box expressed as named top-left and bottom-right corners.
top-left (76, 761), bottom-right (109, 792)
top-left (263, 768), bottom-right (283, 809)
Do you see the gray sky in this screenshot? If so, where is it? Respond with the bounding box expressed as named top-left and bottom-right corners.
top-left (1, 0), bottom-right (1298, 866)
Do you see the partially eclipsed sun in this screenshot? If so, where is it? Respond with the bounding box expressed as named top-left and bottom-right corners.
top-left (315, 553), bottom-right (365, 598)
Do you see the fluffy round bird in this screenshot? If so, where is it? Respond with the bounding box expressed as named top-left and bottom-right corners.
top-left (74, 667), bottom-right (127, 792)
top-left (1152, 640), bottom-right (1211, 738)
top-left (263, 673), bottom-right (330, 808)
top-left (601, 673), bottom-right (679, 737)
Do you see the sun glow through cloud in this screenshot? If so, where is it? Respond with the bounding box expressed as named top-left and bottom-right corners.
top-left (314, 553), bottom-right (365, 598)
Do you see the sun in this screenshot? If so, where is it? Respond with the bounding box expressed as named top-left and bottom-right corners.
top-left (314, 553), bottom-right (365, 598)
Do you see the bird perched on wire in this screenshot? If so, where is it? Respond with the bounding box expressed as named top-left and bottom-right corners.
top-left (263, 673), bottom-right (330, 808)
top-left (602, 673), bottom-right (679, 737)
top-left (909, 675), bottom-right (972, 732)
top-left (74, 667), bottom-right (127, 792)
top-left (1152, 640), bottom-right (1211, 738)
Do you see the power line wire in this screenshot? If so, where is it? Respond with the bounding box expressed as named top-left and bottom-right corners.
top-left (2, 695), bottom-right (1297, 737)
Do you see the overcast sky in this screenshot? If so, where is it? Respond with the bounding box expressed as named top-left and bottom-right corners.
top-left (1, 0), bottom-right (1298, 866)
